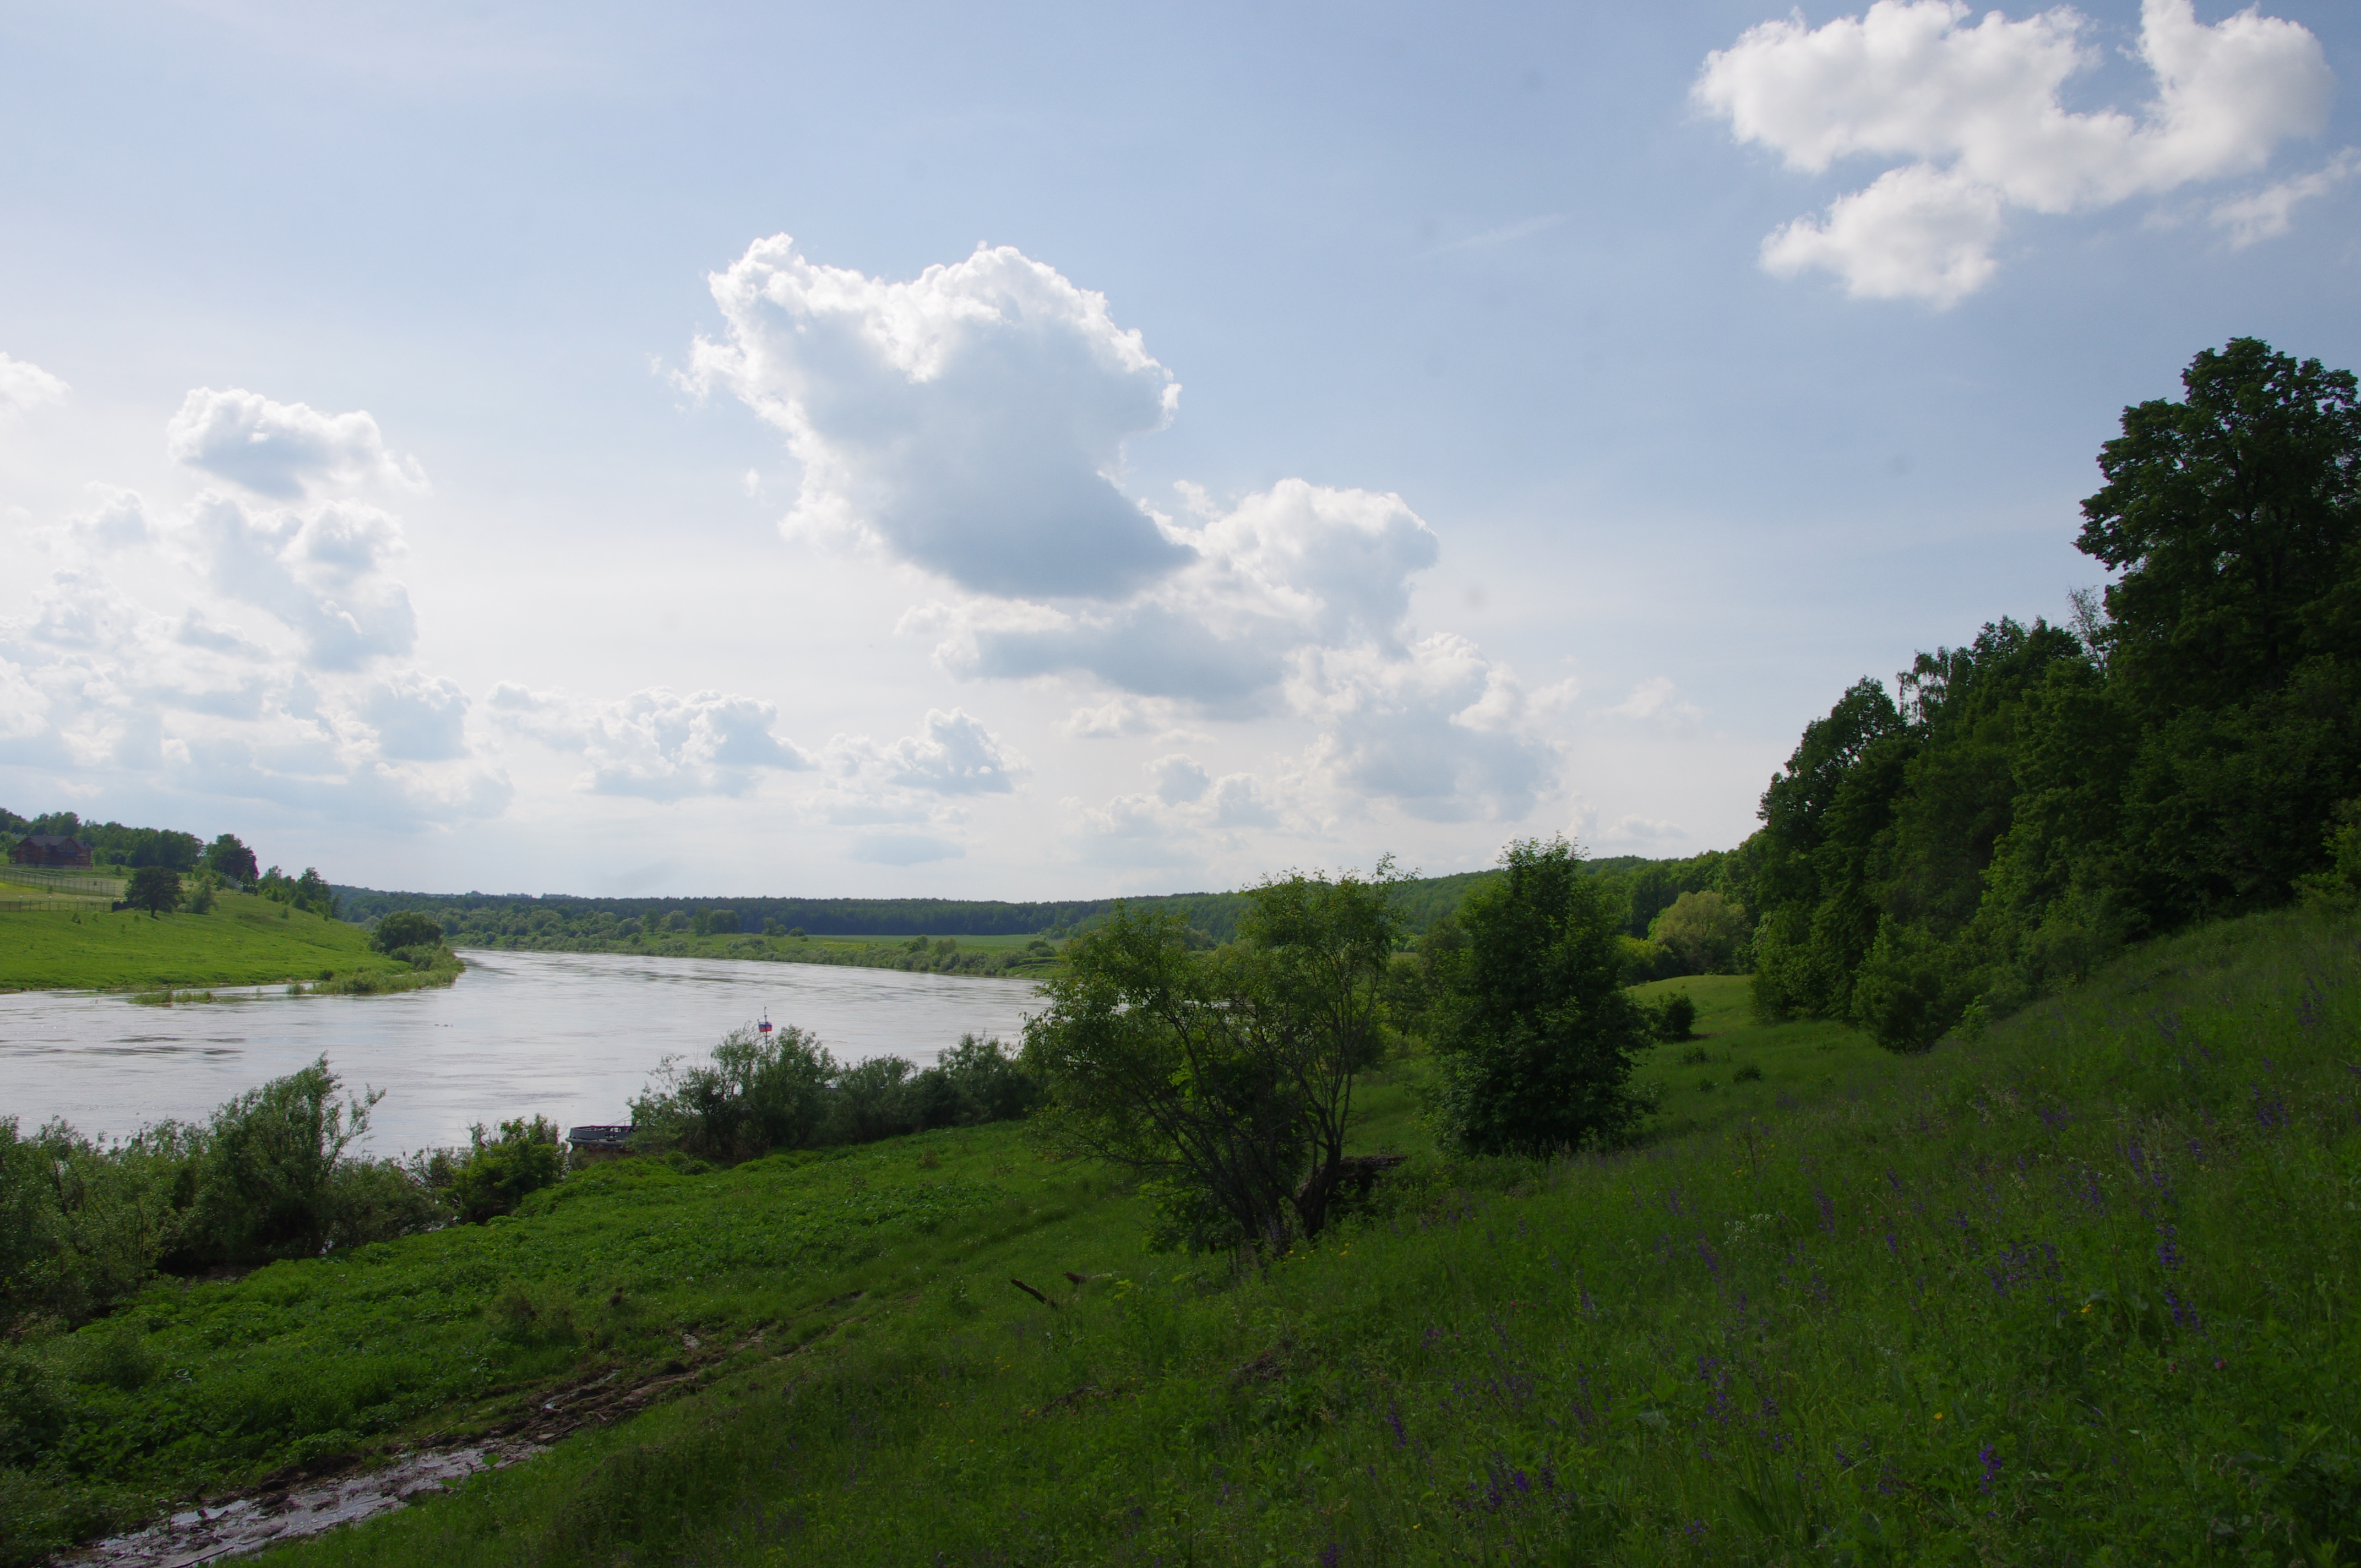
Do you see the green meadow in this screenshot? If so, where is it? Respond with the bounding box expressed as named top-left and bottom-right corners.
top-left (0, 892), bottom-right (429, 993)
top-left (7, 906), bottom-right (2354, 1564)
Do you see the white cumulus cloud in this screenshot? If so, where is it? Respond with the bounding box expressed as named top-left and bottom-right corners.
top-left (935, 479), bottom-right (1441, 711)
top-left (168, 387), bottom-right (428, 498)
top-left (689, 234), bottom-right (1185, 598)
top-left (825, 707), bottom-right (1025, 797)
top-left (184, 493), bottom-right (419, 669)
top-left (1150, 753), bottom-right (1212, 805)
top-left (491, 683), bottom-right (813, 801)
top-left (364, 671), bottom-right (472, 762)
top-left (0, 352), bottom-right (67, 417)
top-left (1698, 0), bottom-right (2335, 303)
top-left (1291, 634), bottom-right (1560, 823)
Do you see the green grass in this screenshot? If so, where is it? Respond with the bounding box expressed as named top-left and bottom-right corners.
top-left (12, 910), bottom-right (2360, 1565)
top-left (0, 894), bottom-right (418, 992)
top-left (0, 865), bottom-right (125, 910)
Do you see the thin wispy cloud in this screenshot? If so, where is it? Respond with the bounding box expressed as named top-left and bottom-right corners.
top-left (1420, 213), bottom-right (1570, 257)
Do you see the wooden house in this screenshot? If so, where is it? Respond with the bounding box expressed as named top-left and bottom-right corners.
top-left (9, 834), bottom-right (94, 869)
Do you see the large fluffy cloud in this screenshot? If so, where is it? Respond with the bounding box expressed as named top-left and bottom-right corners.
top-left (691, 230), bottom-right (1576, 827)
top-left (1290, 635), bottom-right (1562, 823)
top-left (0, 543), bottom-right (505, 826)
top-left (184, 493), bottom-right (419, 669)
top-left (0, 384), bottom-right (504, 830)
top-left (923, 480), bottom-right (1441, 708)
top-left (168, 387), bottom-right (427, 498)
top-left (1697, 0), bottom-right (2336, 303)
top-left (688, 235), bottom-right (1185, 598)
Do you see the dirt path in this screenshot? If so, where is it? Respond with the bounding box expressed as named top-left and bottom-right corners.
top-left (66, 1441), bottom-right (543, 1568)
top-left (61, 1318), bottom-right (838, 1567)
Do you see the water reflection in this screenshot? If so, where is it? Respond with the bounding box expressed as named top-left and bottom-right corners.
top-left (0, 949), bottom-right (1043, 1155)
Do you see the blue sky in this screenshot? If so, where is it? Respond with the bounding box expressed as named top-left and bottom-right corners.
top-left (1, 0), bottom-right (2354, 899)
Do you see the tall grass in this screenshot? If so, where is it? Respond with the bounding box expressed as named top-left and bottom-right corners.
top-left (265, 907), bottom-right (2360, 1565)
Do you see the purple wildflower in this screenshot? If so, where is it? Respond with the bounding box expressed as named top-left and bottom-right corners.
top-left (1979, 1444), bottom-right (2000, 1494)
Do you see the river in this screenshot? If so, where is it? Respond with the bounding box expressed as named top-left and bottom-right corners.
top-left (0, 948), bottom-right (1044, 1155)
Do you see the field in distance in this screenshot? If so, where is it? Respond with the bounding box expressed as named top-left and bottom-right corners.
top-left (0, 893), bottom-right (422, 993)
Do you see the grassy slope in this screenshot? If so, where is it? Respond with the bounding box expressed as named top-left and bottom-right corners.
top-left (10, 911), bottom-right (2356, 1564)
top-left (0, 894), bottom-right (417, 992)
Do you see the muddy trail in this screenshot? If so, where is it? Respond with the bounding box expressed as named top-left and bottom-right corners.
top-left (63, 1302), bottom-right (868, 1567)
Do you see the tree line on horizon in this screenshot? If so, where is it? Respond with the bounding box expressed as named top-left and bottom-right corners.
top-left (327, 858), bottom-right (1754, 979)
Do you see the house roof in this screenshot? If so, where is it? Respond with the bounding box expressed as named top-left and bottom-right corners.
top-left (567, 1124), bottom-right (635, 1146)
top-left (21, 835), bottom-right (86, 849)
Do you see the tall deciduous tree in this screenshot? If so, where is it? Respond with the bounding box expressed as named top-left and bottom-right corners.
top-left (203, 834), bottom-right (258, 886)
top-left (2081, 337), bottom-right (2361, 714)
top-left (1429, 837), bottom-right (1653, 1157)
top-left (124, 866), bottom-right (180, 917)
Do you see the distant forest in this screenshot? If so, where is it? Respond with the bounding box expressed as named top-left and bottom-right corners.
top-left (330, 855), bottom-right (1730, 949)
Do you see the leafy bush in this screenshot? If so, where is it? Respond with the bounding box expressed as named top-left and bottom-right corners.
top-left (631, 1028), bottom-right (1038, 1166)
top-left (1, 1059), bottom-right (444, 1331)
top-left (445, 1118), bottom-right (564, 1222)
top-left (0, 1345), bottom-right (66, 1468)
top-left (1647, 992), bottom-right (1698, 1041)
top-left (633, 1025), bottom-right (837, 1163)
top-left (371, 911), bottom-right (443, 952)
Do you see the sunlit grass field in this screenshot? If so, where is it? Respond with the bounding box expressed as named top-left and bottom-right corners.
top-left (0, 893), bottom-right (414, 992)
top-left (8, 908), bottom-right (2355, 1565)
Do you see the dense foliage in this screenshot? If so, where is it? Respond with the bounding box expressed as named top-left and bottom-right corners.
top-left (628, 1029), bottom-right (1038, 1166)
top-left (1022, 867), bottom-right (1403, 1251)
top-left (1428, 837), bottom-right (1657, 1156)
top-left (0, 1060), bottom-right (444, 1331)
top-left (1747, 339), bottom-right (2361, 1049)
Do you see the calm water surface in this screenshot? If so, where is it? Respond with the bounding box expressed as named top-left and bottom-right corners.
top-left (0, 949), bottom-right (1044, 1155)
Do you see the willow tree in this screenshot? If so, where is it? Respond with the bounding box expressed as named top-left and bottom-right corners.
top-left (1021, 864), bottom-right (1403, 1251)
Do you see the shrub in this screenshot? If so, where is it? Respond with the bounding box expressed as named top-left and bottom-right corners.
top-left (632, 1025), bottom-right (839, 1163)
top-left (440, 1119), bottom-right (564, 1223)
top-left (1650, 993), bottom-right (1698, 1041)
top-left (0, 1346), bottom-right (66, 1468)
top-left (826, 1058), bottom-right (917, 1144)
top-left (371, 911), bottom-right (443, 953)
top-left (63, 1325), bottom-right (157, 1392)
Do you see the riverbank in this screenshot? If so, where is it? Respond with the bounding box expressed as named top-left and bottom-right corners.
top-left (0, 895), bottom-right (447, 994)
top-left (457, 927), bottom-right (1064, 979)
top-left (6, 910), bottom-right (2351, 1562)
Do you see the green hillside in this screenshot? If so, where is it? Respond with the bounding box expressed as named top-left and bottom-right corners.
top-left (6, 907), bottom-right (2351, 1564)
top-left (0, 893), bottom-right (423, 993)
